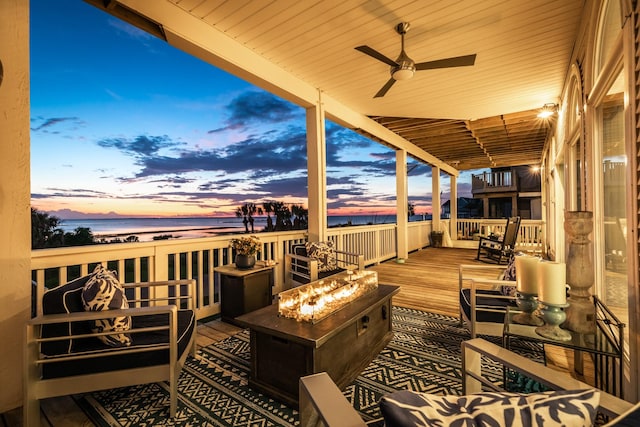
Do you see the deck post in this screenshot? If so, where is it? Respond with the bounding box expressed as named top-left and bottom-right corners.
top-left (432, 166), bottom-right (441, 233)
top-left (306, 92), bottom-right (328, 242)
top-left (396, 149), bottom-right (408, 259)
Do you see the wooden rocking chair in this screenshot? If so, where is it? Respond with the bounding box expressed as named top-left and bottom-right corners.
top-left (476, 216), bottom-right (521, 264)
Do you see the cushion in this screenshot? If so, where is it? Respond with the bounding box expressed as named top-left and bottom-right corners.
top-left (81, 265), bottom-right (132, 347)
top-left (305, 241), bottom-right (337, 272)
top-left (41, 274), bottom-right (94, 355)
top-left (42, 309), bottom-right (196, 379)
top-left (380, 389), bottom-right (600, 427)
top-left (500, 252), bottom-right (518, 296)
top-left (460, 288), bottom-right (516, 324)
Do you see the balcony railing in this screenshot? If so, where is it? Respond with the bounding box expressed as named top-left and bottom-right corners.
top-left (471, 170), bottom-right (518, 193)
top-left (31, 219), bottom-right (543, 321)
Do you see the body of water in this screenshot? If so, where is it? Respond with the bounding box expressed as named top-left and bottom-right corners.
top-left (57, 214), bottom-right (408, 241)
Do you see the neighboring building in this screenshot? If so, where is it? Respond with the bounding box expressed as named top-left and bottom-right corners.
top-left (442, 197), bottom-right (483, 218)
top-left (471, 166), bottom-right (541, 219)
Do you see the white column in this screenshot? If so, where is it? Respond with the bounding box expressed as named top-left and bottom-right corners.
top-left (396, 150), bottom-right (408, 259)
top-left (306, 93), bottom-right (327, 242)
top-left (432, 166), bottom-right (441, 232)
top-left (450, 174), bottom-right (458, 241)
top-left (0, 0), bottom-right (31, 412)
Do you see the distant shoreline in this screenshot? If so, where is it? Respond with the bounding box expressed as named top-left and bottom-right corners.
top-left (93, 225), bottom-right (243, 239)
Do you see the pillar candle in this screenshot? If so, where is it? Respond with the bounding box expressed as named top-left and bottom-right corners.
top-left (537, 261), bottom-right (567, 304)
top-left (515, 255), bottom-right (539, 294)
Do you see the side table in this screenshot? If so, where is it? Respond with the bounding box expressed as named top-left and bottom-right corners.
top-left (217, 264), bottom-right (274, 325)
top-left (503, 296), bottom-right (624, 398)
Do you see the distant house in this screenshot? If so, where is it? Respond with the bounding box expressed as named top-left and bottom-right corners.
top-left (442, 197), bottom-right (483, 219)
top-left (471, 166), bottom-right (542, 219)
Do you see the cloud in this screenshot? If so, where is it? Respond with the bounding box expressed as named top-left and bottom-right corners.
top-left (98, 135), bottom-right (184, 157)
top-left (209, 91), bottom-right (302, 133)
top-left (31, 116), bottom-right (83, 132)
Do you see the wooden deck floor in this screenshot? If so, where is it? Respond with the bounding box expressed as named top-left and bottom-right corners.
top-left (3, 247), bottom-right (587, 426)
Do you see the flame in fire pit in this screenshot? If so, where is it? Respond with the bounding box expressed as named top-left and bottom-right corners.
top-left (278, 270), bottom-right (378, 323)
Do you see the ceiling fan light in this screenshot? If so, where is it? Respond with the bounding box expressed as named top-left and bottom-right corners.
top-left (392, 67), bottom-right (414, 80)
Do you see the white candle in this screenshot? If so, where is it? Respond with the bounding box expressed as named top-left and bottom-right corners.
top-left (537, 261), bottom-right (567, 305)
top-left (515, 255), bottom-right (539, 294)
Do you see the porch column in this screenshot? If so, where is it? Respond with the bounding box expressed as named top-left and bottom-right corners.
top-left (450, 174), bottom-right (458, 241)
top-left (396, 150), bottom-right (408, 259)
top-left (432, 166), bottom-right (441, 232)
top-left (483, 196), bottom-right (490, 218)
top-left (0, 0), bottom-right (31, 412)
top-left (306, 94), bottom-right (327, 242)
top-left (512, 195), bottom-right (517, 217)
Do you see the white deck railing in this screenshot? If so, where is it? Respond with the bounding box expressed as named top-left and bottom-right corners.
top-left (456, 218), bottom-right (545, 253)
top-left (31, 219), bottom-right (544, 321)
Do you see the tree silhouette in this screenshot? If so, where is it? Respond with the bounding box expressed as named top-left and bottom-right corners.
top-left (236, 203), bottom-right (262, 233)
top-left (408, 202), bottom-right (416, 219)
top-left (262, 201), bottom-right (275, 231)
top-left (291, 204), bottom-right (308, 229)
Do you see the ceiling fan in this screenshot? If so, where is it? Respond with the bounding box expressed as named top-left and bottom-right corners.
top-left (355, 22), bottom-right (477, 98)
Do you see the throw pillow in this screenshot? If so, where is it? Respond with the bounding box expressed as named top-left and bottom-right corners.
top-left (81, 265), bottom-right (132, 347)
top-left (500, 252), bottom-right (518, 296)
top-left (305, 241), bottom-right (338, 272)
top-left (379, 389), bottom-right (600, 427)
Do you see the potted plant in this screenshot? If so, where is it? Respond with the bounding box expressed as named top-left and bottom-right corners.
top-left (230, 235), bottom-right (262, 269)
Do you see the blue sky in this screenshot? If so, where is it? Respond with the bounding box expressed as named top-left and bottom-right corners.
top-left (29, 1), bottom-right (472, 219)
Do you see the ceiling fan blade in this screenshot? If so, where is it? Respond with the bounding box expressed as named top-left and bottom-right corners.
top-left (415, 54), bottom-right (477, 71)
top-left (374, 78), bottom-right (396, 98)
top-left (355, 45), bottom-right (398, 67)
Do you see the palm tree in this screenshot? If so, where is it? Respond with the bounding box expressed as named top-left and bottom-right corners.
top-left (291, 204), bottom-right (308, 229)
top-left (235, 205), bottom-right (249, 233)
top-left (245, 202), bottom-right (261, 233)
top-left (272, 201), bottom-right (291, 230)
top-left (262, 201), bottom-right (275, 231)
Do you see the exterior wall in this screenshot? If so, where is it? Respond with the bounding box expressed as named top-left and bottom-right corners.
top-left (0, 0), bottom-right (31, 412)
top-left (545, 0), bottom-right (639, 400)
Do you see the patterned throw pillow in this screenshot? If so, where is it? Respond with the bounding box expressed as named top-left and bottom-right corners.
top-left (81, 265), bottom-right (132, 347)
top-left (500, 252), bottom-right (518, 297)
top-left (305, 241), bottom-right (338, 272)
top-left (380, 389), bottom-right (600, 427)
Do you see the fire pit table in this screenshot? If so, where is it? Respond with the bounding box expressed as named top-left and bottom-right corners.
top-left (235, 272), bottom-right (399, 407)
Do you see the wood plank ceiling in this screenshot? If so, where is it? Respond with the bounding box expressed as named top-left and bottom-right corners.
top-left (367, 109), bottom-right (555, 170)
top-left (93, 0), bottom-right (582, 172)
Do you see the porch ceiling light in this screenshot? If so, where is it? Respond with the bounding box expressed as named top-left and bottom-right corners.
top-left (537, 103), bottom-right (558, 118)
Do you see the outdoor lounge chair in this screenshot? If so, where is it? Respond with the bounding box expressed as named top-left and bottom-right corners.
top-left (476, 216), bottom-right (521, 264)
top-left (298, 339), bottom-right (638, 427)
top-left (458, 260), bottom-right (517, 338)
top-left (284, 241), bottom-right (364, 287)
top-left (24, 269), bottom-right (197, 427)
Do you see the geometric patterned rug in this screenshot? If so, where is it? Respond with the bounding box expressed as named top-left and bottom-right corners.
top-left (77, 306), bottom-right (544, 426)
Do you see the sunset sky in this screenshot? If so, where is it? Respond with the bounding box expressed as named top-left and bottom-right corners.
top-left (30, 2), bottom-right (475, 219)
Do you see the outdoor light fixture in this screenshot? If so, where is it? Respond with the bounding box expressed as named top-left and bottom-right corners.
top-left (537, 103), bottom-right (558, 118)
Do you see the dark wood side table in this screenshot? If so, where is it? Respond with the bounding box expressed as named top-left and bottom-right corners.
top-left (217, 264), bottom-right (274, 325)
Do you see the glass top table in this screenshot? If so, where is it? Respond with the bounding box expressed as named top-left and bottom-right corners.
top-left (502, 296), bottom-right (624, 398)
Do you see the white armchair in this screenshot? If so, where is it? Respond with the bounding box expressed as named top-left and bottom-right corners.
top-left (24, 275), bottom-right (197, 427)
top-left (285, 241), bottom-right (364, 288)
top-left (299, 339), bottom-right (638, 427)
top-left (458, 263), bottom-right (518, 338)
